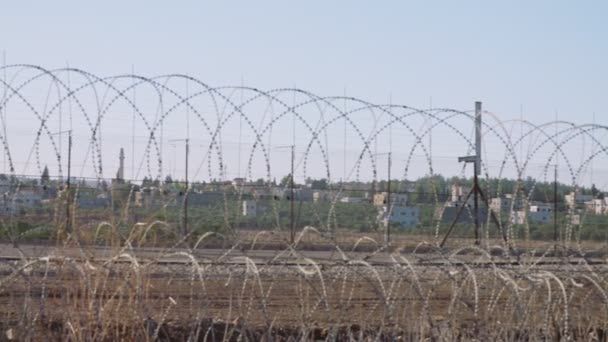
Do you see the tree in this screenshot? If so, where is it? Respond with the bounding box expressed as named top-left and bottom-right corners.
top-left (414, 182), bottom-right (427, 204)
top-left (99, 180), bottom-right (109, 191)
top-left (279, 174), bottom-right (292, 187)
top-left (41, 165), bottom-right (50, 185)
top-left (141, 176), bottom-right (159, 187)
top-left (165, 175), bottom-right (173, 184)
top-left (309, 178), bottom-right (328, 190)
top-left (254, 178), bottom-right (266, 186)
top-left (591, 184), bottom-right (599, 197)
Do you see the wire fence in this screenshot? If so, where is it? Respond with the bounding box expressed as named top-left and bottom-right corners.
top-left (0, 65), bottom-right (608, 339)
top-left (0, 64), bottom-right (607, 248)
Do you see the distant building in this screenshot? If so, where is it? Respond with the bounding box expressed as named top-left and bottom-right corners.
top-left (508, 202), bottom-right (555, 225)
top-left (373, 192), bottom-right (408, 207)
top-left (444, 184), bottom-right (472, 208)
top-left (272, 187), bottom-right (314, 201)
top-left (251, 187), bottom-right (273, 199)
top-left (585, 198), bottom-right (607, 215)
top-left (168, 191), bottom-right (224, 208)
top-left (510, 210), bottom-right (526, 225)
top-left (378, 205), bottom-right (419, 227)
top-left (0, 176), bottom-right (10, 194)
top-left (16, 191), bottom-right (42, 207)
top-left (528, 203), bottom-right (553, 223)
top-left (489, 194), bottom-right (522, 213)
top-left (76, 193), bottom-right (110, 209)
top-left (135, 187), bottom-right (162, 208)
top-left (373, 192), bottom-right (387, 206)
top-left (438, 206), bottom-right (488, 224)
top-left (296, 188), bottom-right (314, 201)
top-left (313, 190), bottom-right (331, 203)
top-left (232, 178), bottom-right (246, 188)
top-left (451, 184), bottom-right (470, 204)
top-left (272, 187), bottom-right (287, 200)
top-left (0, 191), bottom-right (42, 214)
top-left (242, 200), bottom-right (257, 217)
top-left (565, 191), bottom-right (593, 209)
top-left (569, 213), bottom-right (581, 225)
top-left (242, 200), bottom-right (267, 217)
top-left (339, 196), bottom-right (366, 204)
top-left (117, 148), bottom-right (125, 181)
top-left (112, 148), bottom-right (126, 187)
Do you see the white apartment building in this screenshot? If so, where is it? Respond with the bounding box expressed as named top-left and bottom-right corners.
top-left (585, 198), bottom-right (607, 215)
top-left (378, 205), bottom-right (419, 227)
top-left (565, 191), bottom-right (593, 209)
top-left (489, 194), bottom-right (521, 213)
top-left (528, 203), bottom-right (554, 224)
top-left (242, 200), bottom-right (257, 217)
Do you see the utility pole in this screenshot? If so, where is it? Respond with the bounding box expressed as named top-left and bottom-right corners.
top-left (554, 164), bottom-right (558, 250)
top-left (51, 130), bottom-right (72, 237)
top-left (290, 145), bottom-right (295, 244)
top-left (440, 102), bottom-right (510, 249)
top-left (474, 101), bottom-right (481, 244)
top-left (169, 138), bottom-right (189, 237)
top-left (372, 152), bottom-right (392, 247)
top-left (386, 152), bottom-right (392, 246)
top-left (131, 64), bottom-right (136, 181)
top-left (473, 157), bottom-right (479, 243)
top-left (2, 51), bottom-right (6, 174)
top-left (66, 132), bottom-right (72, 234)
top-left (276, 145), bottom-right (296, 244)
top-left (185, 138), bottom-right (189, 237)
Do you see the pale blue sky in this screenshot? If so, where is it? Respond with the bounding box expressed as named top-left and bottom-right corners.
top-left (1, 1), bottom-right (606, 122)
top-left (1, 1), bottom-right (607, 186)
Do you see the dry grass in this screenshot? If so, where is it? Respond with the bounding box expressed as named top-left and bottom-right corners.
top-left (0, 223), bottom-right (607, 341)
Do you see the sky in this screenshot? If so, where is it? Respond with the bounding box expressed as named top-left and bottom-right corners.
top-left (0, 1), bottom-right (607, 186)
top-left (1, 1), bottom-right (606, 121)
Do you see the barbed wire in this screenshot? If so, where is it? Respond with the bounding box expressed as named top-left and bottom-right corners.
top-left (0, 64), bottom-right (606, 248)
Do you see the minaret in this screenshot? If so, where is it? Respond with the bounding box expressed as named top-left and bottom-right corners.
top-left (117, 148), bottom-right (125, 180)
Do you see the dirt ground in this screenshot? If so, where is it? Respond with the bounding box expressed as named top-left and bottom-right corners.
top-left (1, 247), bottom-right (607, 340)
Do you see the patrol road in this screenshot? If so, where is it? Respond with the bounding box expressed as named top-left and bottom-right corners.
top-left (0, 243), bottom-right (604, 267)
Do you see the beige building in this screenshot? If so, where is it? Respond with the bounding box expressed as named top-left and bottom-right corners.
top-left (373, 192), bottom-right (408, 207)
top-left (489, 194), bottom-right (522, 213)
top-left (565, 191), bottom-right (593, 209)
top-left (447, 184), bottom-right (472, 208)
top-left (585, 198), bottom-right (607, 215)
top-left (510, 210), bottom-right (526, 225)
top-left (242, 200), bottom-right (257, 217)
top-left (528, 203), bottom-right (553, 224)
top-left (378, 205), bottom-right (419, 227)
top-left (313, 190), bottom-right (331, 203)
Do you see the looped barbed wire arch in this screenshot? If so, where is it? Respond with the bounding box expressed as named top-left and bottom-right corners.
top-left (0, 65), bottom-right (67, 176)
top-left (220, 88), bottom-right (381, 232)
top-left (1, 66), bottom-right (608, 340)
top-left (0, 65), bottom-right (606, 249)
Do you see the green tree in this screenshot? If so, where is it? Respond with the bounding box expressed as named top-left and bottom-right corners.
top-left (310, 178), bottom-right (328, 190)
top-left (279, 174), bottom-right (292, 187)
top-left (254, 178), bottom-right (266, 186)
top-left (41, 165), bottom-right (50, 185)
top-left (414, 182), bottom-right (427, 204)
top-left (591, 184), bottom-right (599, 197)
